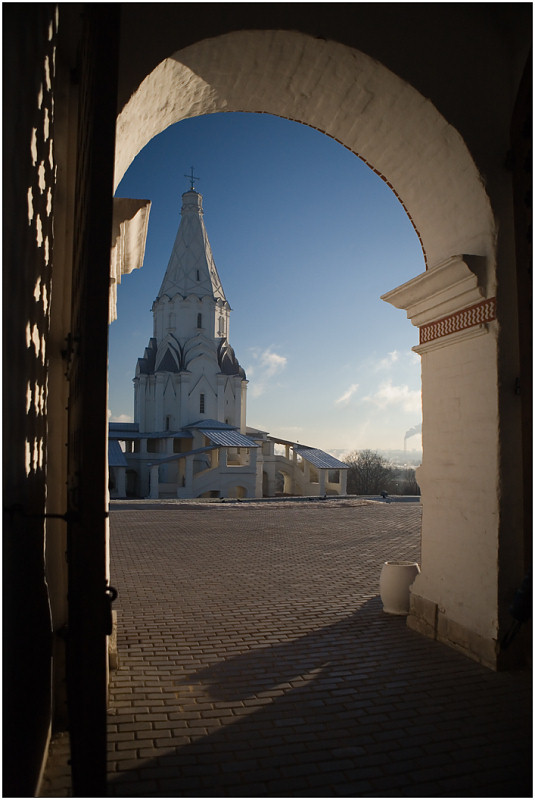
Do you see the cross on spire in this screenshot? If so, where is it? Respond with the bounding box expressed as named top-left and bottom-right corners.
top-left (184, 166), bottom-right (200, 191)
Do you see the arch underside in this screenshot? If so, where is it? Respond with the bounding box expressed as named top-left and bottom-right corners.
top-left (115, 29), bottom-right (495, 279)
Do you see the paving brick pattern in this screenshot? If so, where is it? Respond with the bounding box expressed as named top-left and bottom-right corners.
top-left (41, 500), bottom-right (532, 797)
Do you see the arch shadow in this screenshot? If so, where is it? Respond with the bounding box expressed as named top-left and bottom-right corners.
top-left (107, 597), bottom-right (532, 797)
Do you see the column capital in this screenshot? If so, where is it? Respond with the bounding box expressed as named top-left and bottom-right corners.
top-left (381, 256), bottom-right (487, 328)
top-left (382, 255), bottom-right (496, 351)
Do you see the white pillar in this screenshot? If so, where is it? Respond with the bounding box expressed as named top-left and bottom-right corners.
top-left (382, 256), bottom-right (500, 667)
top-left (155, 374), bottom-right (165, 430)
top-left (185, 455), bottom-right (194, 493)
top-left (116, 467), bottom-right (127, 498)
top-left (340, 470), bottom-right (348, 496)
top-left (319, 470), bottom-right (326, 496)
top-left (179, 374), bottom-right (191, 428)
top-left (149, 464), bottom-right (159, 499)
top-left (254, 446), bottom-right (263, 498)
top-left (249, 447), bottom-right (257, 473)
top-left (217, 375), bottom-right (225, 421)
top-left (240, 380), bottom-right (248, 434)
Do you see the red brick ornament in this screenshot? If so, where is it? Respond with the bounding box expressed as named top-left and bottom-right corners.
top-left (419, 297), bottom-right (496, 344)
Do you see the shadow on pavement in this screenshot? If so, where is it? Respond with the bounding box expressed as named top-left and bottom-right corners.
top-left (107, 598), bottom-right (532, 797)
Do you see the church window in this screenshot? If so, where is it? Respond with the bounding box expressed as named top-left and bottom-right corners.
top-left (199, 393), bottom-right (205, 413)
top-left (165, 415), bottom-right (171, 431)
top-left (196, 270), bottom-right (200, 281)
top-left (197, 313), bottom-right (202, 328)
top-left (218, 315), bottom-right (225, 335)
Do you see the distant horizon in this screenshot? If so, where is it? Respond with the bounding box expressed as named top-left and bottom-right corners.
top-left (109, 113), bottom-right (424, 453)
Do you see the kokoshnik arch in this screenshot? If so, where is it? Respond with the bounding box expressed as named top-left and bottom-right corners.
top-left (113, 30), bottom-right (503, 667)
top-left (4, 6), bottom-right (530, 797)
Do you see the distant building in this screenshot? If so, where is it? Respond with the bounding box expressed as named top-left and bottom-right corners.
top-left (109, 186), bottom-right (348, 499)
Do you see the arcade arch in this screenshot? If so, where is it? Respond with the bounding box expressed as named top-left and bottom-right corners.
top-left (113, 29), bottom-right (503, 666)
top-left (115, 30), bottom-right (495, 280)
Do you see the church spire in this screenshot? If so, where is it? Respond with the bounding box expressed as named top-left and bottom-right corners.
top-left (157, 183), bottom-right (227, 303)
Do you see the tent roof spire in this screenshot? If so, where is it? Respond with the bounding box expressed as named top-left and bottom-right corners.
top-left (156, 180), bottom-right (227, 303)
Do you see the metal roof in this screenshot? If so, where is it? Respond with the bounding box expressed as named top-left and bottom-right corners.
top-left (108, 440), bottom-right (128, 467)
top-left (246, 426), bottom-right (269, 438)
top-left (149, 445), bottom-right (218, 465)
top-left (186, 419), bottom-right (238, 431)
top-left (203, 430), bottom-right (259, 448)
top-left (108, 428), bottom-right (192, 440)
top-left (109, 422), bottom-right (139, 432)
top-left (294, 447), bottom-right (348, 470)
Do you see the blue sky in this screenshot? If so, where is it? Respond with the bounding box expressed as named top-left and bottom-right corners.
top-left (110, 112), bottom-right (424, 456)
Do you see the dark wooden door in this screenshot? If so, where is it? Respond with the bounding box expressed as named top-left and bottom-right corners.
top-left (510, 53), bottom-right (532, 571)
top-left (65, 6), bottom-right (119, 796)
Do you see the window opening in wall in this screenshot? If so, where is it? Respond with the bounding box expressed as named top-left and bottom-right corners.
top-left (165, 415), bottom-right (171, 430)
top-left (200, 393), bottom-right (205, 413)
top-left (197, 313), bottom-right (202, 328)
top-left (196, 269), bottom-right (200, 281)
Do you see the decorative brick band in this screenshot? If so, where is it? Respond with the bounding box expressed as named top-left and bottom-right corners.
top-left (419, 297), bottom-right (496, 344)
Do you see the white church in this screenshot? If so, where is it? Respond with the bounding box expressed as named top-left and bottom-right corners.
top-left (109, 181), bottom-right (348, 500)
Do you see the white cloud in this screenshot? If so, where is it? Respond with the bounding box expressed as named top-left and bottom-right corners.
top-left (108, 411), bottom-right (133, 423)
top-left (246, 347), bottom-right (287, 397)
top-left (375, 350), bottom-right (400, 370)
top-left (335, 383), bottom-right (359, 405)
top-left (364, 380), bottom-right (421, 413)
top-left (261, 349), bottom-right (287, 377)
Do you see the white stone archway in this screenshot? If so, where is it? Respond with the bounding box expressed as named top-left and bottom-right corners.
top-left (115, 30), bottom-right (495, 279)
top-left (113, 30), bottom-right (502, 667)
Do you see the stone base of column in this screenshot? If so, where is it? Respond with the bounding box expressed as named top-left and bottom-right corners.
top-left (407, 593), bottom-right (499, 670)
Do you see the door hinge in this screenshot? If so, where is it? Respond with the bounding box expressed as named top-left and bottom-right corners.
top-left (61, 332), bottom-right (80, 380)
top-left (4, 504), bottom-right (71, 522)
top-left (104, 584), bottom-right (118, 636)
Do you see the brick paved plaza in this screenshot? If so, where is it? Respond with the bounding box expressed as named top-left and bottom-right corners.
top-left (41, 499), bottom-right (531, 797)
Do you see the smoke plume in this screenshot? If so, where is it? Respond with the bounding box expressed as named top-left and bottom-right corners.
top-left (404, 423), bottom-right (422, 448)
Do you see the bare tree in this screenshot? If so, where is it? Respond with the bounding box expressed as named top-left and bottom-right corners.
top-left (344, 449), bottom-right (395, 495)
top-left (400, 468), bottom-right (420, 495)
